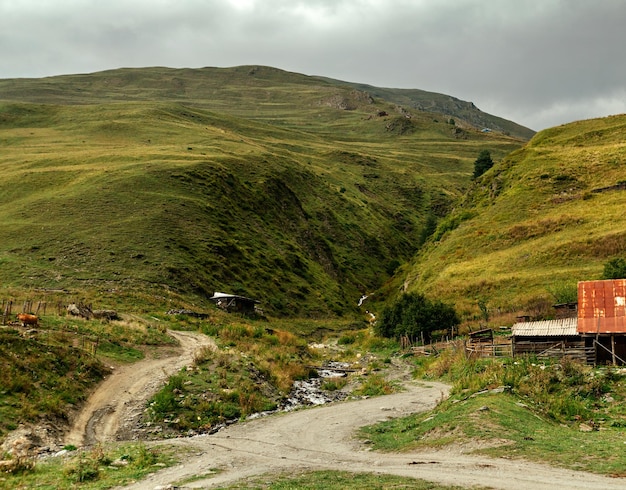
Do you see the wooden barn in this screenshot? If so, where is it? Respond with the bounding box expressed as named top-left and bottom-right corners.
top-left (511, 317), bottom-right (591, 362)
top-left (578, 279), bottom-right (626, 365)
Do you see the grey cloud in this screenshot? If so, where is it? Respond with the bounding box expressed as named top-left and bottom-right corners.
top-left (1, 0), bottom-right (625, 129)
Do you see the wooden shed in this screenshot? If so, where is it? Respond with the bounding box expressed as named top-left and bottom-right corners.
top-left (511, 317), bottom-right (591, 362)
top-left (578, 279), bottom-right (626, 365)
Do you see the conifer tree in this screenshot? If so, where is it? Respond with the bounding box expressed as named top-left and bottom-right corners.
top-left (472, 149), bottom-right (494, 179)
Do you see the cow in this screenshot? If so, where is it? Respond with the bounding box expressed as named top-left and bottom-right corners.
top-left (17, 313), bottom-right (39, 327)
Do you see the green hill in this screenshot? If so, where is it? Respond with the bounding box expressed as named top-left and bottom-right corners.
top-left (403, 114), bottom-right (626, 322)
top-left (0, 66), bottom-right (533, 139)
top-left (0, 66), bottom-right (527, 315)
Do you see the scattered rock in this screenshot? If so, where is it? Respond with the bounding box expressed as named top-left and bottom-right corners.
top-left (166, 309), bottom-right (209, 319)
top-left (67, 303), bottom-right (93, 319)
top-left (110, 457), bottom-right (129, 467)
top-left (93, 309), bottom-right (120, 321)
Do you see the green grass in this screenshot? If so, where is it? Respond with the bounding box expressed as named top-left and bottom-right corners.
top-left (0, 442), bottom-right (177, 489)
top-left (0, 312), bottom-right (177, 441)
top-left (361, 391), bottom-right (626, 477)
top-left (218, 470), bottom-right (465, 489)
top-left (145, 319), bottom-right (313, 434)
top-left (361, 351), bottom-right (626, 476)
top-left (405, 114), bottom-right (626, 325)
top-left (0, 328), bottom-right (108, 439)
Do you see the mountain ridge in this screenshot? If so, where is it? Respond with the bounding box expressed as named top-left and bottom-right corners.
top-left (0, 65), bottom-right (534, 140)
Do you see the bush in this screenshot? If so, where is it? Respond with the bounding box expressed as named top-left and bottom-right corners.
top-left (547, 281), bottom-right (578, 304)
top-left (432, 211), bottom-right (475, 241)
top-left (375, 292), bottom-right (459, 343)
top-left (321, 377), bottom-right (348, 391)
top-left (602, 257), bottom-right (626, 279)
top-left (353, 374), bottom-right (394, 396)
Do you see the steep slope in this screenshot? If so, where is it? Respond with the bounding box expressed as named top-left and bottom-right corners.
top-left (403, 115), bottom-right (626, 319)
top-left (0, 67), bottom-right (525, 315)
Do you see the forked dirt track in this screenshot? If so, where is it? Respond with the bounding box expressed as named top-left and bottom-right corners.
top-left (120, 378), bottom-right (626, 490)
top-left (65, 330), bottom-right (215, 447)
top-left (66, 334), bottom-right (626, 489)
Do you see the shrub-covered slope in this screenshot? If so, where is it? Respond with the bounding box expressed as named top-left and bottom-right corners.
top-left (403, 115), bottom-right (626, 319)
top-left (0, 67), bottom-right (525, 315)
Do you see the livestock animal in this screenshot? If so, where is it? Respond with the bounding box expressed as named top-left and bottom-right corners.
top-left (17, 313), bottom-right (39, 327)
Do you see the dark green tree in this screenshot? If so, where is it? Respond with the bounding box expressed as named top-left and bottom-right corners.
top-left (376, 292), bottom-right (459, 343)
top-left (418, 213), bottom-right (438, 246)
top-left (602, 257), bottom-right (626, 279)
top-left (472, 149), bottom-right (494, 179)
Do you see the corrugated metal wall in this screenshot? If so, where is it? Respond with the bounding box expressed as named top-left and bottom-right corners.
top-left (578, 279), bottom-right (626, 333)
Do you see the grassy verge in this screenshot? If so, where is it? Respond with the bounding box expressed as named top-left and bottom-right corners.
top-left (360, 349), bottom-right (626, 476)
top-left (0, 442), bottom-right (177, 489)
top-left (0, 328), bottom-right (107, 439)
top-left (218, 470), bottom-right (464, 489)
top-left (145, 318), bottom-right (314, 434)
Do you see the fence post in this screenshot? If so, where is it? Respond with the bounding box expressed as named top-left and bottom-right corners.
top-left (2, 301), bottom-right (12, 325)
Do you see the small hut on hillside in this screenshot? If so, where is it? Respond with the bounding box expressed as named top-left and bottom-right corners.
top-left (209, 292), bottom-right (260, 316)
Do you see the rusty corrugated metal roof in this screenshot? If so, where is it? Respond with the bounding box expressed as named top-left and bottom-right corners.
top-left (578, 279), bottom-right (626, 333)
top-left (512, 317), bottom-right (578, 337)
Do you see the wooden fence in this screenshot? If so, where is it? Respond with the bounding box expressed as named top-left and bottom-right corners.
top-left (465, 341), bottom-right (513, 359)
top-left (1, 299), bottom-right (69, 325)
top-left (1, 298), bottom-right (99, 356)
top-left (412, 334), bottom-right (609, 366)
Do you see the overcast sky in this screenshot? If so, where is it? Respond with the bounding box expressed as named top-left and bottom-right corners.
top-left (1, 0), bottom-right (625, 131)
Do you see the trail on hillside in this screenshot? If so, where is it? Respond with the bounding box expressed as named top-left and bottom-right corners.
top-left (121, 372), bottom-right (626, 490)
top-left (64, 330), bottom-right (214, 447)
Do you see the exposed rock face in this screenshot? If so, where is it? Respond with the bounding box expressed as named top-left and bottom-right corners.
top-left (385, 116), bottom-right (416, 135)
top-left (320, 90), bottom-right (374, 110)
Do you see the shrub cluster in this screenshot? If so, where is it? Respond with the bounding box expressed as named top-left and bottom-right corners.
top-left (376, 292), bottom-right (459, 344)
top-left (146, 322), bottom-right (311, 433)
top-left (423, 349), bottom-right (619, 423)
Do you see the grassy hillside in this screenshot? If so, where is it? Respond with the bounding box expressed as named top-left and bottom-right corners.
top-left (403, 114), bottom-right (626, 323)
top-left (0, 65), bottom-right (534, 138)
top-left (0, 67), bottom-right (525, 315)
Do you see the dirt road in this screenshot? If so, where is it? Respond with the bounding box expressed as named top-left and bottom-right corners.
top-left (120, 378), bottom-right (626, 490)
top-left (64, 335), bottom-right (626, 489)
top-left (64, 330), bottom-right (214, 447)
